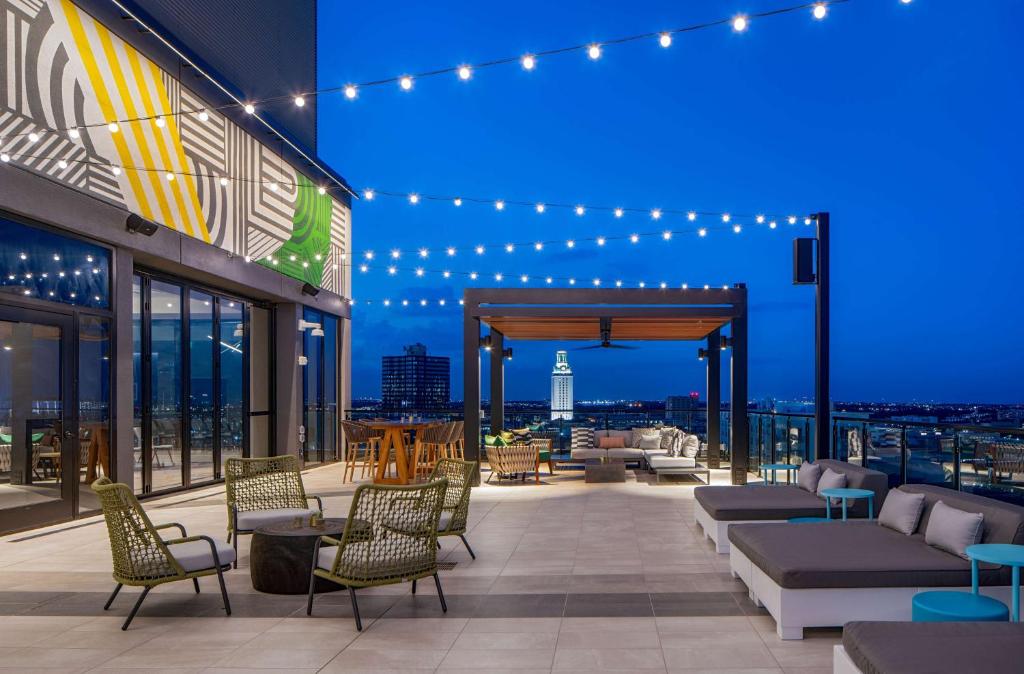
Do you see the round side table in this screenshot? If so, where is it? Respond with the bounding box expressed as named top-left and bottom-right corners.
top-left (820, 487), bottom-right (875, 521)
top-left (761, 463), bottom-right (798, 485)
top-left (967, 543), bottom-right (1024, 622)
top-left (250, 517), bottom-right (355, 595)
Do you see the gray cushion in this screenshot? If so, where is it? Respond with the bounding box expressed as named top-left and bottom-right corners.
top-left (236, 508), bottom-right (318, 531)
top-left (797, 462), bottom-right (822, 493)
top-left (606, 447), bottom-right (644, 460)
top-left (167, 538), bottom-right (236, 571)
top-left (902, 484), bottom-right (1024, 547)
top-left (648, 455), bottom-right (697, 470)
top-left (694, 485), bottom-right (840, 521)
top-left (570, 447), bottom-right (606, 460)
top-left (727, 521), bottom-right (1011, 589)
top-left (638, 434), bottom-right (662, 450)
top-left (815, 459), bottom-right (891, 513)
top-left (816, 468), bottom-right (847, 503)
top-left (878, 489), bottom-right (926, 535)
top-left (925, 500), bottom-right (984, 559)
top-left (844, 621), bottom-right (1024, 674)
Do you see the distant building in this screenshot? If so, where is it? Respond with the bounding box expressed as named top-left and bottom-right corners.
top-left (551, 351), bottom-right (574, 420)
top-left (382, 344), bottom-right (450, 411)
top-left (666, 393), bottom-right (705, 434)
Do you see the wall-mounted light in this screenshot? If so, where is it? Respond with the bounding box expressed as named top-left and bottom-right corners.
top-left (720, 336), bottom-right (733, 351)
top-left (298, 356), bottom-right (308, 366)
top-left (503, 347), bottom-right (513, 361)
top-left (697, 348), bottom-right (708, 361)
top-left (479, 335), bottom-right (493, 351)
top-left (298, 319), bottom-right (323, 337)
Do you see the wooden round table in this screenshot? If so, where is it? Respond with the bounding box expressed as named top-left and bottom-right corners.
top-left (250, 518), bottom-right (364, 595)
top-left (361, 420), bottom-right (437, 485)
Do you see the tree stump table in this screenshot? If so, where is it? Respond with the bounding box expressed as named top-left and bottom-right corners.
top-left (250, 517), bottom-right (365, 595)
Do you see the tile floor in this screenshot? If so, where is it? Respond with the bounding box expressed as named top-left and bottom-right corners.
top-left (0, 464), bottom-right (839, 672)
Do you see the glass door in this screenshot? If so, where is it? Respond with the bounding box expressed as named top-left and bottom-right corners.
top-left (0, 305), bottom-right (75, 532)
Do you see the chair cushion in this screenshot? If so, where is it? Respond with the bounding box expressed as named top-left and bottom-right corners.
top-left (844, 621), bottom-right (1024, 674)
top-left (695, 485), bottom-right (838, 521)
top-left (878, 488), bottom-right (926, 535)
top-left (925, 500), bottom-right (984, 559)
top-left (167, 538), bottom-right (236, 571)
top-left (680, 434), bottom-right (699, 458)
top-left (236, 508), bottom-right (318, 531)
top-left (726, 521), bottom-right (1013, 589)
top-left (648, 455), bottom-right (697, 470)
top-left (638, 434), bottom-right (662, 450)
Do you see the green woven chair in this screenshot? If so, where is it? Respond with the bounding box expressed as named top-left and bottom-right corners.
top-left (306, 479), bottom-right (448, 631)
top-left (224, 455), bottom-right (324, 567)
top-left (429, 458), bottom-right (477, 559)
top-left (91, 478), bottom-right (233, 630)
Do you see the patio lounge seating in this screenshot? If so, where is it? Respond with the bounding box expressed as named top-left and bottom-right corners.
top-left (728, 484), bottom-right (1024, 639)
top-left (430, 458), bottom-right (477, 559)
top-left (224, 456), bottom-right (324, 567)
top-left (834, 621), bottom-right (1024, 674)
top-left (307, 479), bottom-right (448, 631)
top-left (91, 478), bottom-right (233, 630)
top-left (694, 459), bottom-right (888, 553)
top-left (486, 442), bottom-right (541, 483)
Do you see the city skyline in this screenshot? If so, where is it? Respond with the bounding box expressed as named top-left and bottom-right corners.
top-left (319, 2), bottom-right (1024, 404)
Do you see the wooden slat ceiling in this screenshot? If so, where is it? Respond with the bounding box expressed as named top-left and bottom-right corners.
top-left (482, 316), bottom-right (729, 341)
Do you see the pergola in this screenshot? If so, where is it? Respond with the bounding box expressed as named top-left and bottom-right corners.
top-left (462, 286), bottom-right (750, 485)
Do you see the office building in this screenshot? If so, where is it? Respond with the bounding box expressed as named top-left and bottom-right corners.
top-left (382, 344), bottom-right (450, 411)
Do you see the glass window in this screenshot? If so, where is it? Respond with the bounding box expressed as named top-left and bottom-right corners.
top-left (78, 315), bottom-right (110, 513)
top-left (133, 276), bottom-right (143, 494)
top-left (323, 315), bottom-right (338, 461)
top-left (303, 308), bottom-right (322, 464)
top-left (0, 217), bottom-right (111, 309)
top-left (150, 280), bottom-right (183, 491)
top-left (189, 291), bottom-right (215, 484)
top-left (220, 299), bottom-right (245, 473)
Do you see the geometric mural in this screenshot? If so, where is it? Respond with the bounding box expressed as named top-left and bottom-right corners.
top-left (0, 0), bottom-right (349, 294)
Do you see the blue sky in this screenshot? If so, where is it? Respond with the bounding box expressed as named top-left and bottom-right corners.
top-left (317, 0), bottom-right (1024, 404)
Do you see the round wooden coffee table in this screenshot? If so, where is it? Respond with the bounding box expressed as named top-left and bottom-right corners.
top-left (250, 518), bottom-right (361, 595)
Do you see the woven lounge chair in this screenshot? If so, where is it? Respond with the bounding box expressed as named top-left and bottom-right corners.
top-left (306, 479), bottom-right (449, 630)
top-left (486, 442), bottom-right (541, 483)
top-left (224, 456), bottom-right (324, 567)
top-left (91, 478), bottom-right (234, 630)
top-left (430, 458), bottom-right (477, 559)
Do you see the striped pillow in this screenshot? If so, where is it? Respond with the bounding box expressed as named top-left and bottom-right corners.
top-left (571, 427), bottom-right (596, 449)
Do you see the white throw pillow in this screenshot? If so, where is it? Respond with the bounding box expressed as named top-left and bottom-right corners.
top-left (639, 433), bottom-right (662, 450)
top-left (681, 435), bottom-right (700, 458)
top-left (797, 462), bottom-right (822, 493)
top-left (816, 468), bottom-right (847, 504)
top-left (925, 501), bottom-right (984, 559)
top-left (878, 489), bottom-right (926, 535)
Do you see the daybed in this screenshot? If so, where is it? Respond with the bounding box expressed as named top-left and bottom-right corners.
top-left (694, 459), bottom-right (888, 553)
top-left (834, 621), bottom-right (1024, 674)
top-left (728, 484), bottom-right (1024, 639)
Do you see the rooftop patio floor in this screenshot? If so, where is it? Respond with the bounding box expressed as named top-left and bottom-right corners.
top-left (0, 464), bottom-right (837, 673)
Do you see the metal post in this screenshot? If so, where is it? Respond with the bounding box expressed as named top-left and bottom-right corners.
top-left (463, 312), bottom-right (482, 485)
top-left (489, 330), bottom-right (504, 434)
top-left (730, 300), bottom-right (749, 485)
top-left (814, 212), bottom-right (831, 460)
top-left (706, 328), bottom-right (721, 469)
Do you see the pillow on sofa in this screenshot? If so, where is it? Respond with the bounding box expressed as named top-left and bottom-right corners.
top-left (659, 427), bottom-right (679, 450)
top-left (598, 436), bottom-right (626, 449)
top-left (878, 489), bottom-right (926, 535)
top-left (511, 429), bottom-right (533, 444)
top-left (571, 427), bottom-right (595, 449)
top-left (680, 434), bottom-right (700, 458)
top-left (797, 462), bottom-right (822, 493)
top-left (639, 433), bottom-right (662, 450)
top-left (925, 500), bottom-right (984, 559)
top-left (484, 434), bottom-right (507, 447)
top-left (816, 468), bottom-right (847, 504)
top-left (631, 428), bottom-right (651, 447)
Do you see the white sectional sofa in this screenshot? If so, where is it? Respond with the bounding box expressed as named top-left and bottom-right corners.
top-left (570, 427), bottom-right (706, 481)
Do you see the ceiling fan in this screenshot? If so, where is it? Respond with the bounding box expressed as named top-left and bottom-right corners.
top-left (574, 317), bottom-right (638, 350)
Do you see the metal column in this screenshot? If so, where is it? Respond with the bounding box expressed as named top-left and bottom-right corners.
top-left (463, 311), bottom-right (482, 484)
top-left (730, 295), bottom-right (749, 485)
top-left (706, 328), bottom-right (721, 469)
top-left (489, 330), bottom-right (505, 433)
top-left (814, 212), bottom-right (831, 460)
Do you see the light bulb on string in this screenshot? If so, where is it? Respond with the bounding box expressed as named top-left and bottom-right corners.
top-left (687, 211), bottom-right (697, 221)
top-left (769, 220), bottom-right (778, 229)
top-left (575, 205), bottom-right (585, 216)
top-left (475, 245), bottom-right (485, 255)
top-left (244, 104), bottom-right (255, 114)
top-left (639, 282), bottom-right (646, 288)
top-left (505, 243), bottom-right (515, 253)
top-left (453, 197), bottom-right (462, 206)
top-left (651, 209), bottom-right (662, 220)
top-left (420, 299), bottom-right (427, 306)
top-left (660, 282), bottom-right (668, 289)
top-left (470, 272), bottom-right (478, 280)
top-left (107, 122), bottom-right (119, 133)
top-left (521, 54), bottom-right (536, 70)
top-left (596, 236), bottom-right (606, 246)
top-left (495, 200), bottom-right (505, 211)
top-left (446, 246), bottom-right (456, 256)
top-left (756, 214), bottom-right (765, 224)
top-left (317, 186), bottom-right (325, 195)
top-left (534, 242), bottom-right (544, 251)
top-left (566, 239), bottom-right (575, 249)
top-left (221, 177), bottom-right (230, 187)
top-left (733, 224), bottom-right (742, 233)
top-left (630, 234), bottom-right (639, 244)
top-left (69, 128), bottom-right (80, 139)
top-left (458, 65), bottom-right (472, 80)
top-left (155, 116), bottom-right (166, 127)
top-left (545, 277), bottom-right (553, 284)
top-left (408, 193), bottom-right (419, 204)
top-left (659, 33), bottom-right (672, 48)
top-left (359, 264), bottom-right (368, 272)
top-left (569, 278), bottom-right (576, 285)
top-left (536, 203), bottom-right (545, 213)
top-left (58, 160), bottom-right (68, 169)
top-left (722, 213), bottom-right (731, 223)
top-left (813, 3), bottom-right (828, 20)
top-left (363, 189), bottom-right (375, 200)
top-left (732, 15), bottom-right (748, 32)
top-left (418, 248), bottom-right (429, 258)
top-left (614, 208), bottom-right (624, 218)
top-left (615, 280), bottom-right (623, 288)
top-left (198, 110), bottom-right (210, 121)
top-left (387, 266), bottom-right (397, 275)
top-left (443, 270), bottom-right (451, 278)
top-left (390, 250), bottom-right (401, 259)
top-left (592, 278), bottom-right (601, 287)
top-left (698, 228), bottom-right (707, 237)
top-left (415, 268), bottom-right (424, 277)
top-left (788, 215), bottom-right (798, 224)
top-left (662, 231), bottom-right (672, 240)
top-left (364, 251), bottom-right (375, 260)
top-left (520, 274), bottom-right (529, 283)
top-left (495, 273), bottom-right (503, 281)
top-left (344, 85), bottom-right (357, 99)
top-left (400, 76), bottom-right (413, 91)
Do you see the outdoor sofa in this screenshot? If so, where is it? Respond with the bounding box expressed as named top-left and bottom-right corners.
top-left (728, 484), bottom-right (1024, 639)
top-left (570, 428), bottom-right (705, 478)
top-left (694, 459), bottom-right (889, 553)
top-left (834, 621), bottom-right (1024, 674)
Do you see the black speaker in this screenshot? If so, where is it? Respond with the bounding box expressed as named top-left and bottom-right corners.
top-left (125, 213), bottom-right (159, 236)
top-left (793, 238), bottom-right (816, 284)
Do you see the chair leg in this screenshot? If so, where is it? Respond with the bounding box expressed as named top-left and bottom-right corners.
top-left (232, 532), bottom-right (239, 569)
top-left (459, 534), bottom-right (476, 560)
top-left (437, 540), bottom-right (442, 550)
top-left (215, 566), bottom-right (232, 616)
top-left (192, 578), bottom-right (200, 594)
top-left (104, 583), bottom-right (123, 610)
top-left (349, 587), bottom-right (362, 631)
top-left (433, 573), bottom-right (447, 613)
top-left (122, 586), bottom-right (151, 630)
top-left (411, 578), bottom-right (417, 594)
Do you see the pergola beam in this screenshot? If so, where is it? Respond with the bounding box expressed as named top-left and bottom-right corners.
top-left (466, 287), bottom-right (745, 307)
top-left (489, 329), bottom-right (505, 433)
top-left (706, 328), bottom-right (721, 470)
top-left (474, 306), bottom-right (741, 319)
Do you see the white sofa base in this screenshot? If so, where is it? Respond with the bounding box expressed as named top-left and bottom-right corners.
top-left (730, 546), bottom-right (1023, 640)
top-left (693, 501), bottom-right (786, 554)
top-left (832, 645), bottom-right (862, 674)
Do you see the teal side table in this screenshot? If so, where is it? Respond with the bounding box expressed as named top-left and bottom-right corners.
top-left (912, 590), bottom-right (1008, 622)
top-left (761, 463), bottom-right (798, 485)
top-left (820, 487), bottom-right (875, 521)
top-left (967, 543), bottom-right (1024, 622)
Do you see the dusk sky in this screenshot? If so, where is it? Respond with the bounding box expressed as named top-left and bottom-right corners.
top-left (317, 1), bottom-right (1023, 404)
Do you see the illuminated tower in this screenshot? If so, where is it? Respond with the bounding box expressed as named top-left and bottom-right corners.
top-left (550, 350), bottom-right (574, 421)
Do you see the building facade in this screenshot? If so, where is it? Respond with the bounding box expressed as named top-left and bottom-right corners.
top-left (381, 344), bottom-right (450, 412)
top-left (0, 0), bottom-right (352, 534)
top-left (551, 350), bottom-right (574, 420)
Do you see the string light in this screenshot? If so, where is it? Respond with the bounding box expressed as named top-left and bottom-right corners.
top-left (222, 177), bottom-right (230, 187)
top-left (769, 220), bottom-right (777, 229)
top-left (400, 76), bottom-right (413, 91)
top-left (722, 213), bottom-right (731, 223)
top-left (418, 248), bottom-right (429, 258)
top-left (630, 234), bottom-right (640, 243)
top-left (651, 209), bottom-right (662, 220)
top-left (68, 128), bottom-right (80, 139)
top-left (198, 110), bottom-right (209, 122)
top-left (454, 197), bottom-right (463, 206)
top-left (733, 224), bottom-right (742, 233)
top-left (659, 33), bottom-right (672, 48)
top-left (520, 274), bottom-right (529, 283)
top-left (58, 160), bottom-right (68, 169)
top-left (443, 270), bottom-right (451, 278)
top-left (470, 272), bottom-right (479, 280)
top-left (536, 203), bottom-right (545, 213)
top-left (495, 200), bottom-right (505, 211)
top-left (813, 2), bottom-right (828, 19)
top-left (788, 215), bottom-right (798, 224)
top-left (596, 236), bottom-right (606, 246)
top-left (587, 44), bottom-right (602, 60)
top-left (614, 208), bottom-right (624, 218)
top-left (732, 15), bottom-right (749, 32)
top-left (756, 214), bottom-right (765, 224)
top-left (698, 228), bottom-right (707, 237)
top-left (566, 239), bottom-right (575, 249)
top-left (388, 266), bottom-right (397, 275)
top-left (344, 85), bottom-right (358, 99)
top-left (575, 205), bottom-right (585, 216)
top-left (521, 54), bottom-right (536, 71)
top-left (107, 122), bottom-right (119, 133)
top-left (391, 249), bottom-right (401, 259)
top-left (294, 96), bottom-right (305, 107)
top-left (475, 245), bottom-right (485, 255)
top-left (545, 276), bottom-right (553, 284)
top-left (662, 231), bottom-right (672, 240)
top-left (688, 211), bottom-right (697, 221)
top-left (458, 65), bottom-right (472, 80)
top-left (534, 242), bottom-right (544, 251)
top-left (505, 243), bottom-right (515, 253)
top-left (244, 104), bottom-right (255, 114)
top-left (409, 193), bottom-right (419, 204)
top-left (446, 246), bottom-right (457, 256)
top-left (415, 268), bottom-right (425, 277)
top-left (364, 189), bottom-right (375, 200)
